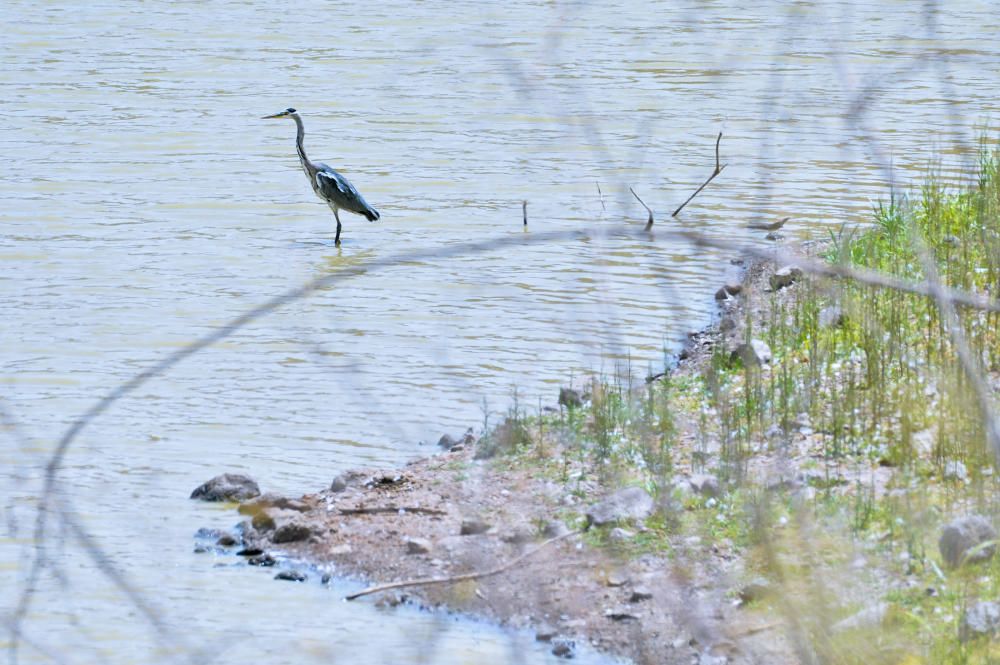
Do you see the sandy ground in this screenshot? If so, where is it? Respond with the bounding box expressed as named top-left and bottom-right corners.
top-left (195, 259), bottom-right (804, 664)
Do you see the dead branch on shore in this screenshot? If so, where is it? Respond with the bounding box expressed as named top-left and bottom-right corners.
top-left (630, 187), bottom-right (655, 231)
top-left (339, 506), bottom-right (448, 517)
top-left (672, 132), bottom-right (727, 217)
top-left (344, 528), bottom-right (582, 601)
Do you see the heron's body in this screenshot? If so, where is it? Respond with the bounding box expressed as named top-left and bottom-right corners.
top-left (265, 108), bottom-right (379, 245)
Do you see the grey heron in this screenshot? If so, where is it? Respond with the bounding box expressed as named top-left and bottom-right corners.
top-left (263, 108), bottom-right (380, 246)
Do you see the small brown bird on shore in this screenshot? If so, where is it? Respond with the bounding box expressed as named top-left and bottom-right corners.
top-left (747, 217), bottom-right (790, 232)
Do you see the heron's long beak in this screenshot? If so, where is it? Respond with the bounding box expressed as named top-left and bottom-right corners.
top-left (262, 112), bottom-right (286, 119)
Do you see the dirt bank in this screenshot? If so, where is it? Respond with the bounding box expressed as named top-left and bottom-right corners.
top-left (196, 258), bottom-right (802, 665)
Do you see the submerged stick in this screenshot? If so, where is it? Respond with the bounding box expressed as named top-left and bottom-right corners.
top-left (345, 528), bottom-right (581, 601)
top-left (630, 187), bottom-right (655, 231)
top-left (672, 132), bottom-right (727, 218)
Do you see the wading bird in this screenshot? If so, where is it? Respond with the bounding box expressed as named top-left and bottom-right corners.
top-left (263, 108), bottom-right (380, 246)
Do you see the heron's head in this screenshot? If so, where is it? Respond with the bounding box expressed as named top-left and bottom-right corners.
top-left (262, 107), bottom-right (298, 120)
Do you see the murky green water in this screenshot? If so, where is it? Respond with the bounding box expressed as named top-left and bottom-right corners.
top-left (2, 0), bottom-right (998, 663)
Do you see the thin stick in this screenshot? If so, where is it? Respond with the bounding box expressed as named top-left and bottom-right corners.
top-left (339, 506), bottom-right (448, 517)
top-left (672, 132), bottom-right (727, 218)
top-left (596, 181), bottom-right (606, 212)
top-left (522, 200), bottom-right (528, 226)
top-left (630, 187), bottom-right (654, 231)
top-left (345, 529), bottom-right (581, 601)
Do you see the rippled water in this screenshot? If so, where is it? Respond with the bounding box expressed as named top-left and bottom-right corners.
top-left (2, 0), bottom-right (998, 663)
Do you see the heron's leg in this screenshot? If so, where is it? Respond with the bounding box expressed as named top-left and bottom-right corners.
top-left (334, 208), bottom-right (342, 246)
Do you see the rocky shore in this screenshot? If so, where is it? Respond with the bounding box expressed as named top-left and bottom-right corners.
top-left (190, 252), bottom-right (1000, 664)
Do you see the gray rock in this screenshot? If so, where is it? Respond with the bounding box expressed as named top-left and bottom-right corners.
top-left (437, 433), bottom-right (459, 450)
top-left (819, 306), bottom-right (846, 328)
top-left (460, 517), bottom-right (492, 535)
top-left (715, 283), bottom-right (743, 300)
top-left (689, 474), bottom-right (721, 498)
top-left (769, 265), bottom-right (803, 290)
top-left (272, 521), bottom-right (312, 544)
top-left (730, 339), bottom-right (772, 367)
top-left (543, 520), bottom-right (570, 538)
top-left (586, 486), bottom-right (655, 526)
top-left (551, 638), bottom-right (575, 659)
top-left (216, 533), bottom-right (238, 547)
top-left (274, 570), bottom-right (307, 582)
top-left (961, 601), bottom-right (1000, 641)
top-left (629, 586), bottom-right (653, 603)
top-left (559, 387), bottom-right (583, 409)
top-left (330, 474), bottom-right (348, 493)
top-left (190, 473), bottom-right (260, 502)
top-left (939, 515), bottom-right (997, 568)
top-left (405, 537), bottom-right (432, 555)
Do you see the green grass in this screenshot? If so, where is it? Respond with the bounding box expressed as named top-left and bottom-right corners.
top-left (481, 144), bottom-right (1000, 663)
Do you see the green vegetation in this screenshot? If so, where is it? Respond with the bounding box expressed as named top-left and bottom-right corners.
top-left (485, 145), bottom-right (1000, 663)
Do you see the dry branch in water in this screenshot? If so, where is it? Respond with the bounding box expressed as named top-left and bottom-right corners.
top-left (522, 200), bottom-right (528, 226)
top-left (672, 132), bottom-right (727, 218)
top-left (630, 186), bottom-right (655, 230)
top-left (344, 528), bottom-right (582, 601)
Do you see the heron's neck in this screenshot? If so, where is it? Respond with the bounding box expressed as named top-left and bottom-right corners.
top-left (293, 115), bottom-right (313, 174)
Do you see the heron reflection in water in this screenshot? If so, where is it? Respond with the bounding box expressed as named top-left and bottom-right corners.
top-left (263, 108), bottom-right (380, 246)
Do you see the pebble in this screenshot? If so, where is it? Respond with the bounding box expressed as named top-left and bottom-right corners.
top-left (272, 521), bottom-right (312, 543)
top-left (274, 570), bottom-right (307, 582)
top-left (551, 638), bottom-right (575, 659)
top-left (248, 554), bottom-right (277, 567)
top-left (460, 517), bottom-right (492, 536)
top-left (405, 537), bottom-right (432, 555)
top-left (629, 587), bottom-right (653, 603)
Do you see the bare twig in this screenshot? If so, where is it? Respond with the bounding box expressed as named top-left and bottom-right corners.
top-left (522, 200), bottom-right (528, 226)
top-left (596, 181), bottom-right (606, 212)
top-left (345, 528), bottom-right (581, 601)
top-left (630, 186), bottom-right (654, 230)
top-left (338, 506), bottom-right (448, 517)
top-left (672, 132), bottom-right (727, 217)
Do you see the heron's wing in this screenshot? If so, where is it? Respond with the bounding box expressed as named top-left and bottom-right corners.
top-left (315, 168), bottom-right (373, 215)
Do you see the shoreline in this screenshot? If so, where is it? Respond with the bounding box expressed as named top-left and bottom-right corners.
top-left (192, 252), bottom-right (803, 665)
